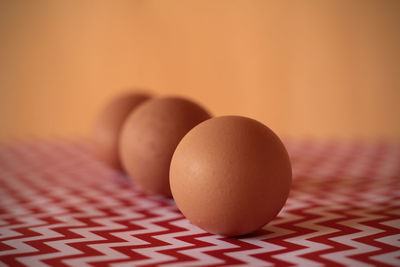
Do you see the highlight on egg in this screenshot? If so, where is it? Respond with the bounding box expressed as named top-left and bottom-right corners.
top-left (170, 115), bottom-right (292, 236)
top-left (92, 91), bottom-right (152, 170)
top-left (119, 96), bottom-right (211, 196)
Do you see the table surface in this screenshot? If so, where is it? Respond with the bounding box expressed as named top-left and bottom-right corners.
top-left (0, 138), bottom-right (399, 267)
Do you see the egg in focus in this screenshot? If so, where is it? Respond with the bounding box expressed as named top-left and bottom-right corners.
top-left (119, 96), bottom-right (211, 196)
top-left (170, 115), bottom-right (292, 236)
top-left (93, 91), bottom-right (152, 170)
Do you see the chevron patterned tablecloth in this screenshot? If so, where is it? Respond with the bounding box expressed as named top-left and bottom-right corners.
top-left (0, 139), bottom-right (399, 266)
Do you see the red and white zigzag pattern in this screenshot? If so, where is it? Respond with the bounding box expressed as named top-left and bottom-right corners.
top-left (0, 138), bottom-right (399, 266)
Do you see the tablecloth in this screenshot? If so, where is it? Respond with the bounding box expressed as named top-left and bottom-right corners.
top-left (0, 138), bottom-right (399, 266)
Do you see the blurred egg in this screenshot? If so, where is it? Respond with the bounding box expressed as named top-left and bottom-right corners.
top-left (120, 96), bottom-right (211, 196)
top-left (93, 91), bottom-right (151, 170)
top-left (170, 115), bottom-right (292, 236)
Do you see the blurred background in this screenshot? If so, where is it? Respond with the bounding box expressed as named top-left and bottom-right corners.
top-left (0, 0), bottom-right (399, 140)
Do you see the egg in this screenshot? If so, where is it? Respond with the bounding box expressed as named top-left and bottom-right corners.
top-left (119, 96), bottom-right (211, 196)
top-left (93, 91), bottom-right (151, 170)
top-left (170, 115), bottom-right (292, 236)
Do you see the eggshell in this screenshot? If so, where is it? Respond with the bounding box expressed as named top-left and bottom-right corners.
top-left (170, 115), bottom-right (292, 236)
top-left (119, 96), bottom-right (211, 196)
top-left (93, 92), bottom-right (151, 170)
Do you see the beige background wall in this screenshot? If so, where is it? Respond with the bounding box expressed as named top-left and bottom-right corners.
top-left (1, 0), bottom-right (399, 139)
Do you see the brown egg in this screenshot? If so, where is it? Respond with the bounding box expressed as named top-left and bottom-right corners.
top-left (170, 116), bottom-right (292, 236)
top-left (93, 92), bottom-right (151, 170)
top-left (119, 96), bottom-right (211, 196)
